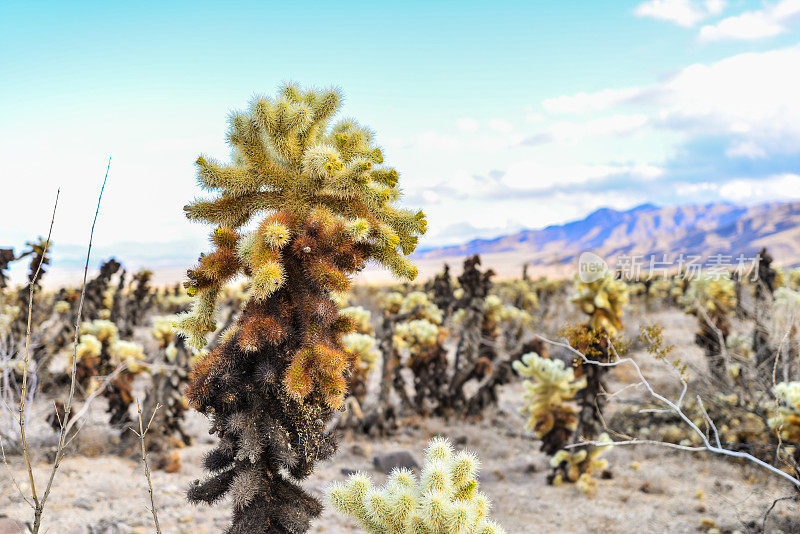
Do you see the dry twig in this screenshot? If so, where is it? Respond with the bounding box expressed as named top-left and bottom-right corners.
top-left (535, 332), bottom-right (800, 488)
top-left (131, 398), bottom-right (162, 534)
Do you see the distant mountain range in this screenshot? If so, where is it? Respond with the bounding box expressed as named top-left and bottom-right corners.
top-left (23, 200), bottom-right (800, 286)
top-left (411, 201), bottom-right (800, 275)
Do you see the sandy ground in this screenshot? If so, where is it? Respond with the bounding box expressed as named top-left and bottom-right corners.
top-left (2, 309), bottom-right (799, 533)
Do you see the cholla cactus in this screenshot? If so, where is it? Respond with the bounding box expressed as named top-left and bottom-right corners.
top-left (380, 291), bottom-right (405, 315)
top-left (340, 305), bottom-right (379, 403)
top-left (483, 293), bottom-right (533, 354)
top-left (75, 319), bottom-right (148, 426)
top-left (10, 237), bottom-right (52, 338)
top-left (571, 271), bottom-right (629, 337)
top-left (550, 433), bottom-right (612, 496)
top-left (568, 269), bottom-right (629, 446)
top-left (83, 259), bottom-right (122, 322)
top-left (429, 263), bottom-right (456, 318)
top-left (787, 269), bottom-right (800, 291)
top-left (681, 274), bottom-right (736, 383)
top-left (341, 305), bottom-right (374, 335)
top-left (495, 279), bottom-right (539, 315)
top-left (0, 304), bottom-right (20, 338)
top-left (680, 275), bottom-right (736, 317)
top-left (514, 352), bottom-right (586, 455)
top-left (769, 382), bottom-right (800, 444)
top-left (328, 437), bottom-right (505, 534)
top-left (141, 315), bottom-right (194, 471)
top-left (771, 287), bottom-right (800, 381)
top-left (178, 84), bottom-right (425, 533)
top-left (647, 277), bottom-right (671, 302)
top-left (449, 256), bottom-right (495, 411)
top-left (0, 248), bottom-right (15, 289)
top-left (390, 291), bottom-right (449, 415)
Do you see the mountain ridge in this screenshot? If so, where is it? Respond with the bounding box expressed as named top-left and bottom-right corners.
top-left (413, 201), bottom-right (800, 269)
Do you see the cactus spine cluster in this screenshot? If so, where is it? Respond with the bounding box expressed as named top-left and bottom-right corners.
top-left (178, 84), bottom-right (425, 533)
top-left (514, 352), bottom-right (586, 455)
top-left (328, 437), bottom-right (505, 534)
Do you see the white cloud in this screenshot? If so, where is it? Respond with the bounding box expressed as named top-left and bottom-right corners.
top-left (657, 45), bottom-right (800, 146)
top-left (489, 119), bottom-right (515, 133)
top-left (541, 44), bottom-right (800, 154)
top-left (500, 161), bottom-right (663, 191)
top-left (725, 140), bottom-right (767, 158)
top-left (542, 88), bottom-right (643, 115)
top-left (416, 130), bottom-right (463, 151)
top-left (456, 118), bottom-right (479, 132)
top-left (699, 0), bottom-right (800, 41)
top-left (544, 114), bottom-right (650, 143)
top-left (674, 174), bottom-right (800, 201)
top-left (634, 0), bottom-right (727, 27)
top-left (718, 173), bottom-right (800, 201)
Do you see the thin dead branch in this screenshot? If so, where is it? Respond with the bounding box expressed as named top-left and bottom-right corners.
top-left (131, 398), bottom-right (162, 534)
top-left (535, 332), bottom-right (800, 488)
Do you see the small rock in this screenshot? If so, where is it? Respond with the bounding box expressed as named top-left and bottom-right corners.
top-left (525, 463), bottom-right (538, 473)
top-left (453, 435), bottom-right (468, 446)
top-left (373, 451), bottom-right (420, 474)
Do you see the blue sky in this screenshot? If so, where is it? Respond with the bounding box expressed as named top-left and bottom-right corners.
top-left (2, 0), bottom-right (800, 273)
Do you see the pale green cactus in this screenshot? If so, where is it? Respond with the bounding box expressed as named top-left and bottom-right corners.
top-left (550, 433), bottom-right (613, 496)
top-left (151, 314), bottom-right (177, 347)
top-left (680, 274), bottom-right (736, 317)
top-left (484, 294), bottom-right (533, 331)
top-left (0, 304), bottom-right (20, 338)
top-left (394, 319), bottom-right (442, 350)
top-left (328, 437), bottom-right (505, 534)
top-left (513, 352), bottom-right (586, 440)
top-left (773, 287), bottom-right (800, 341)
top-left (341, 305), bottom-right (375, 335)
top-left (80, 318), bottom-right (119, 345)
top-left (494, 279), bottom-right (539, 313)
top-left (342, 332), bottom-right (380, 371)
top-left (112, 340), bottom-right (148, 372)
top-left (769, 381), bottom-right (800, 443)
top-left (400, 291), bottom-right (444, 325)
top-left (647, 277), bottom-right (672, 300)
top-left (392, 291), bottom-right (446, 351)
top-left (571, 271), bottom-right (629, 336)
top-left (381, 291), bottom-right (404, 314)
top-left (788, 268), bottom-right (800, 290)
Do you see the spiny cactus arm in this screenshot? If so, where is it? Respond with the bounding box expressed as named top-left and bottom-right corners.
top-left (185, 191), bottom-right (283, 228)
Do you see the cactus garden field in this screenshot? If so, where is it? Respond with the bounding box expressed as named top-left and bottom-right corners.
top-left (4, 4), bottom-right (800, 531)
